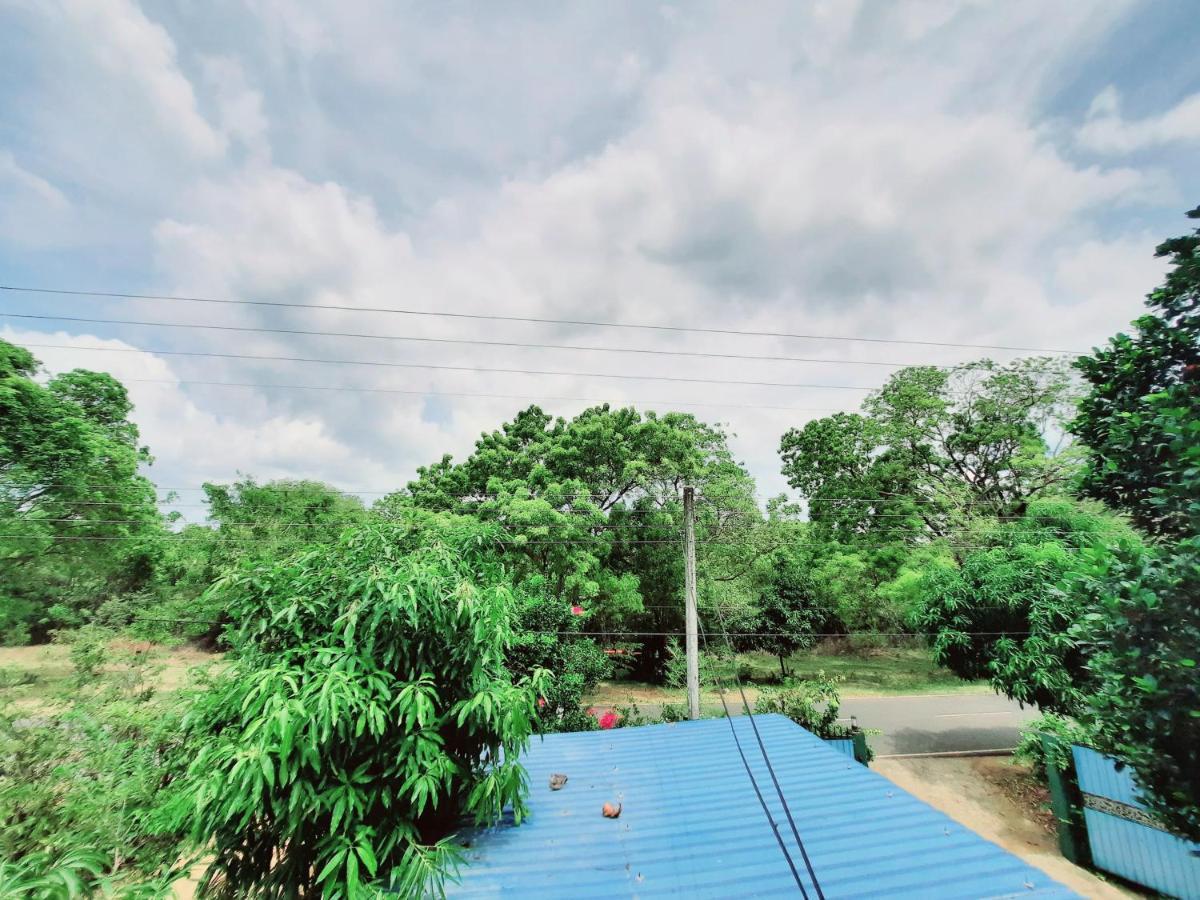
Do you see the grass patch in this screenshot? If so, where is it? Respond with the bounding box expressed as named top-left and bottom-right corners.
top-left (587, 644), bottom-right (988, 708)
top-left (775, 646), bottom-right (988, 696)
top-left (0, 643), bottom-right (221, 710)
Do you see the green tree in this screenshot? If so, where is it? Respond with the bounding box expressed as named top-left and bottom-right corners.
top-left (138, 478), bottom-right (368, 644)
top-left (1069, 541), bottom-right (1200, 840)
top-left (755, 545), bottom-right (822, 678)
top-left (385, 404), bottom-right (759, 682)
top-left (1073, 207), bottom-right (1200, 539)
top-left (914, 499), bottom-right (1138, 713)
top-left (168, 515), bottom-right (542, 897)
top-left (780, 357), bottom-right (1081, 544)
top-left (1070, 206), bottom-right (1200, 840)
top-left (0, 340), bottom-right (161, 643)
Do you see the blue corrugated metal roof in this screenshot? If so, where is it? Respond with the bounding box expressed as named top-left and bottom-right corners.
top-left (448, 715), bottom-right (1077, 899)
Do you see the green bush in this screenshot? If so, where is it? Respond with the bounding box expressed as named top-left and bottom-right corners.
top-left (1071, 539), bottom-right (1200, 841)
top-left (755, 674), bottom-right (856, 741)
top-left (0, 694), bottom-right (191, 886)
top-left (163, 518), bottom-right (544, 897)
top-left (62, 624), bottom-right (112, 684)
top-left (663, 638), bottom-right (687, 689)
top-left (0, 849), bottom-right (110, 899)
top-left (1013, 713), bottom-right (1094, 780)
top-left (659, 702), bottom-right (687, 723)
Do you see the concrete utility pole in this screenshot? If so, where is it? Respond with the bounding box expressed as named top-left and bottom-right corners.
top-left (683, 485), bottom-right (700, 720)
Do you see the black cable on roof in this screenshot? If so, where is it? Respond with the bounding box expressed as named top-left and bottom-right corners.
top-left (697, 617), bottom-right (811, 899)
top-left (706, 603), bottom-right (827, 899)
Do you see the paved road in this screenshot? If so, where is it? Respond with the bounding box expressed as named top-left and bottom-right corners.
top-left (620, 692), bottom-right (1040, 756)
top-left (839, 692), bottom-right (1040, 757)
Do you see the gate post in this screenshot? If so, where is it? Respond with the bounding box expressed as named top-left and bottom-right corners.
top-left (1041, 733), bottom-right (1091, 867)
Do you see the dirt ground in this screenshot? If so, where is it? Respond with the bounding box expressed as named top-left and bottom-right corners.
top-left (0, 642), bottom-right (220, 710)
top-left (874, 756), bottom-right (1142, 898)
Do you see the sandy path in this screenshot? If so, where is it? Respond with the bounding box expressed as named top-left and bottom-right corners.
top-left (874, 757), bottom-right (1141, 898)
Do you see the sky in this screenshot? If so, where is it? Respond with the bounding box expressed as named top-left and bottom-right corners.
top-left (2, 0), bottom-right (1198, 519)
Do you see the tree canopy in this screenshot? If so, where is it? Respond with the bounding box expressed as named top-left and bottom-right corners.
top-left (0, 340), bottom-right (161, 643)
top-left (168, 515), bottom-right (542, 896)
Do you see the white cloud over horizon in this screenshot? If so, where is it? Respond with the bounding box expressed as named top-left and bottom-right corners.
top-left (1, 0), bottom-right (1195, 512)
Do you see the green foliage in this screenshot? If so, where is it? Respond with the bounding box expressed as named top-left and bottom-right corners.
top-left (0, 849), bottom-right (110, 899)
top-left (387, 402), bottom-right (759, 683)
top-left (135, 479), bottom-right (369, 646)
top-left (1068, 539), bottom-right (1200, 841)
top-left (0, 691), bottom-right (191, 888)
top-left (659, 701), bottom-right (687, 723)
top-left (914, 499), bottom-right (1138, 713)
top-left (781, 357), bottom-right (1081, 542)
top-left (754, 547), bottom-right (821, 676)
top-left (1013, 713), bottom-right (1094, 780)
top-left (754, 675), bottom-right (858, 741)
top-left (1073, 206), bottom-right (1200, 539)
top-left (166, 517), bottom-right (542, 897)
top-left (0, 340), bottom-right (163, 643)
top-left (63, 624), bottom-right (112, 684)
top-left (1067, 208), bottom-right (1200, 840)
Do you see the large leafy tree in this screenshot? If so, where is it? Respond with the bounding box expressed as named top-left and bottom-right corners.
top-left (169, 515), bottom-right (542, 897)
top-left (0, 340), bottom-right (160, 642)
top-left (1070, 206), bottom-right (1200, 840)
top-left (780, 357), bottom-right (1081, 544)
top-left (1074, 206), bottom-right (1200, 539)
top-left (914, 499), bottom-right (1138, 713)
top-left (383, 404), bottom-right (759, 680)
top-left (143, 478), bottom-right (368, 644)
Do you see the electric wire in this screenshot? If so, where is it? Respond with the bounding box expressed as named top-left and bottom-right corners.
top-left (704, 594), bottom-right (827, 898)
top-left (2, 311), bottom-right (945, 370)
top-left (10, 342), bottom-right (876, 392)
top-left (0, 284), bottom-right (1084, 354)
top-left (696, 615), bottom-right (811, 898)
top-left (114, 376), bottom-right (845, 415)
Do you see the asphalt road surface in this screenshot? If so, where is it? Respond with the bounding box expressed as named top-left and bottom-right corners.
top-left (838, 692), bottom-right (1040, 757)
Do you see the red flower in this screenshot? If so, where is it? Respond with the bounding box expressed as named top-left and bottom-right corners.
top-left (597, 709), bottom-right (620, 730)
top-left (537, 697), bottom-right (547, 709)
top-left (570, 605), bottom-right (584, 616)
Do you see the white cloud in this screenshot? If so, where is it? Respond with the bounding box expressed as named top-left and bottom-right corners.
top-left (0, 151), bottom-right (71, 247)
top-left (1078, 87), bottom-right (1200, 154)
top-left (50, 0), bottom-right (226, 161)
top-left (0, 0), bottom-right (1187, 500)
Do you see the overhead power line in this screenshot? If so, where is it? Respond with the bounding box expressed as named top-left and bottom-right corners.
top-left (5, 311), bottom-right (936, 369)
top-left (16, 342), bottom-right (875, 392)
top-left (116, 376), bottom-right (844, 414)
top-left (0, 284), bottom-right (1082, 354)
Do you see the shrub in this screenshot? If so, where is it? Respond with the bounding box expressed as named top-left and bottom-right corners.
top-left (0, 694), bottom-right (191, 886)
top-left (1013, 713), bottom-right (1094, 780)
top-left (755, 675), bottom-right (856, 741)
top-left (164, 519), bottom-right (544, 897)
top-left (62, 625), bottom-right (112, 684)
top-left (535, 673), bottom-right (599, 734)
top-left (663, 638), bottom-right (687, 689)
top-left (659, 702), bottom-right (687, 723)
top-left (1071, 539), bottom-right (1200, 841)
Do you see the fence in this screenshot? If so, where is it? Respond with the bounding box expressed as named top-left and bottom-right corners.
top-left (1071, 745), bottom-right (1200, 899)
top-left (824, 732), bottom-right (871, 766)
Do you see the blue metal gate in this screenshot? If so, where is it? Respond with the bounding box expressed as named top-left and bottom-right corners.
top-left (1072, 745), bottom-right (1200, 898)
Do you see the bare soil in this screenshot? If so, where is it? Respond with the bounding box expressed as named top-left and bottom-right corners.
top-left (0, 642), bottom-right (221, 710)
top-left (873, 756), bottom-right (1143, 898)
